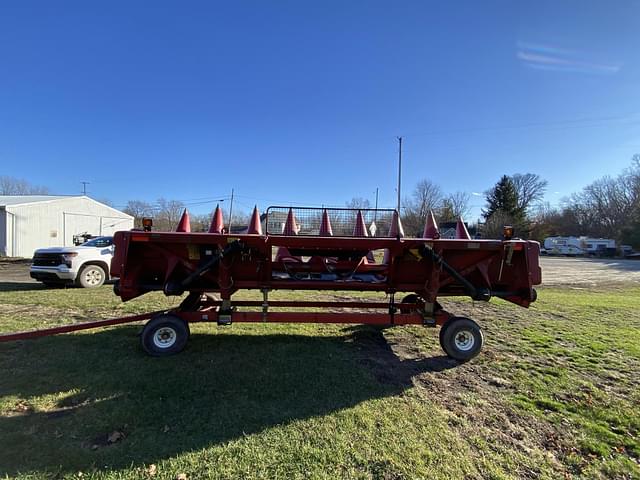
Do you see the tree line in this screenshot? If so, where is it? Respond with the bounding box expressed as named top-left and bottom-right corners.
top-left (530, 156), bottom-right (639, 246)
top-left (123, 199), bottom-right (250, 232)
top-left (0, 176), bottom-right (49, 195)
top-left (3, 154), bottom-right (639, 246)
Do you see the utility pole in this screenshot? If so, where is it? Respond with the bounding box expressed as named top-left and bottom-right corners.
top-left (373, 187), bottom-right (379, 222)
top-left (81, 181), bottom-right (90, 196)
top-left (372, 187), bottom-right (379, 237)
top-left (396, 137), bottom-right (402, 213)
top-left (228, 188), bottom-right (235, 233)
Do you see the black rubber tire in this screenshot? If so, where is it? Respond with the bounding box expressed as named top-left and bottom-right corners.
top-left (76, 264), bottom-right (106, 288)
top-left (438, 319), bottom-right (452, 349)
top-left (440, 317), bottom-right (483, 361)
top-left (141, 314), bottom-right (190, 357)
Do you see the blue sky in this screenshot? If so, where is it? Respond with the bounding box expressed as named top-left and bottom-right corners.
top-left (1, 1), bottom-right (639, 221)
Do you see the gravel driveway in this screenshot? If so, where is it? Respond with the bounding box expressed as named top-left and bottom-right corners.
top-left (540, 256), bottom-right (640, 287)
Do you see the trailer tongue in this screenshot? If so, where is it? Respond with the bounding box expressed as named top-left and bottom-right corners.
top-left (2, 206), bottom-right (541, 362)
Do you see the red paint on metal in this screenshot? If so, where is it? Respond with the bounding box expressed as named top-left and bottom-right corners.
top-left (110, 216), bottom-right (541, 311)
top-left (247, 206), bottom-right (262, 235)
top-left (0, 312), bottom-right (159, 342)
top-left (422, 210), bottom-right (440, 239)
top-left (209, 204), bottom-right (224, 234)
top-left (383, 210), bottom-right (405, 263)
top-left (319, 209), bottom-right (333, 236)
top-left (131, 234), bottom-right (150, 242)
top-left (191, 299), bottom-right (397, 309)
top-left (455, 217), bottom-right (471, 240)
top-left (388, 210), bottom-right (404, 238)
top-left (352, 210), bottom-right (368, 237)
top-left (176, 209), bottom-right (191, 233)
top-left (283, 208), bottom-right (298, 235)
top-left (179, 310), bottom-right (426, 326)
top-left (275, 208), bottom-right (301, 262)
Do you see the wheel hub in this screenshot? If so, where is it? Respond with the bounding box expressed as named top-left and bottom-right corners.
top-left (85, 269), bottom-right (102, 286)
top-left (454, 330), bottom-right (475, 351)
top-left (153, 327), bottom-right (177, 349)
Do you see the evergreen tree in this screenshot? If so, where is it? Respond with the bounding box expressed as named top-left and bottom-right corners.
top-left (483, 175), bottom-right (525, 221)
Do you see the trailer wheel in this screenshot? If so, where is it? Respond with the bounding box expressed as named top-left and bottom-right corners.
top-left (438, 319), bottom-right (451, 347)
top-left (440, 317), bottom-right (483, 361)
top-left (141, 314), bottom-right (190, 357)
top-left (399, 294), bottom-right (420, 313)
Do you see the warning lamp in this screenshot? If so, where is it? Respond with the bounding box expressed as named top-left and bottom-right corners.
top-left (142, 217), bottom-right (153, 232)
top-left (503, 225), bottom-right (514, 240)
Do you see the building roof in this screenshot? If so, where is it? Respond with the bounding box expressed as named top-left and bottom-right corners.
top-left (0, 195), bottom-right (133, 219)
top-left (0, 195), bottom-right (72, 206)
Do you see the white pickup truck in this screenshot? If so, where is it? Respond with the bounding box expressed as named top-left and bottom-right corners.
top-left (30, 236), bottom-right (115, 288)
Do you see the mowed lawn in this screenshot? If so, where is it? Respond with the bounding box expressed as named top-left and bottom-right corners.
top-left (0, 283), bottom-right (639, 479)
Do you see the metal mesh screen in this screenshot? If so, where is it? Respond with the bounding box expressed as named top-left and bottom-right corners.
top-left (265, 206), bottom-right (398, 237)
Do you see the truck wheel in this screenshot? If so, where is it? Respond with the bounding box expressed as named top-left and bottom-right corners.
top-left (77, 264), bottom-right (106, 288)
top-left (440, 317), bottom-right (483, 361)
top-left (141, 314), bottom-right (190, 357)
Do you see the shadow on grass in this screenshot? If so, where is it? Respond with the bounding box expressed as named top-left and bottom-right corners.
top-left (0, 281), bottom-right (116, 292)
top-left (0, 324), bottom-right (456, 476)
top-left (0, 281), bottom-right (52, 292)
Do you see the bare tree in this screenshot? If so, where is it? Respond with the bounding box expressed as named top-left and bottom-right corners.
top-left (517, 157), bottom-right (640, 245)
top-left (197, 205), bottom-right (251, 233)
top-left (527, 203), bottom-right (572, 241)
top-left (440, 191), bottom-right (471, 222)
top-left (511, 173), bottom-right (548, 213)
top-left (155, 198), bottom-right (186, 231)
top-left (0, 176), bottom-right (50, 195)
top-left (345, 197), bottom-right (371, 210)
top-left (124, 200), bottom-right (155, 228)
top-left (190, 213), bottom-right (212, 232)
top-left (554, 157), bottom-right (639, 244)
top-left (402, 180), bottom-right (444, 236)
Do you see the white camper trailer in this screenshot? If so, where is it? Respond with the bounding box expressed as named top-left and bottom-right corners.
top-left (543, 236), bottom-right (616, 257)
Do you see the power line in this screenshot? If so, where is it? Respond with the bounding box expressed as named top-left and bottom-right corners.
top-left (405, 113), bottom-right (640, 138)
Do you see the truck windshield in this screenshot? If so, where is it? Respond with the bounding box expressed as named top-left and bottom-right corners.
top-left (82, 237), bottom-right (113, 247)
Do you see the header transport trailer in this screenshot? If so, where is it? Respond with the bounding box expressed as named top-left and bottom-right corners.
top-left (113, 206), bottom-right (541, 361)
top-left (1, 206), bottom-right (541, 362)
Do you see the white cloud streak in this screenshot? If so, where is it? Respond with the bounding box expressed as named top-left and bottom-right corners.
top-left (517, 42), bottom-right (621, 75)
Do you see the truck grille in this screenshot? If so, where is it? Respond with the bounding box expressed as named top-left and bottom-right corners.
top-left (32, 253), bottom-right (64, 267)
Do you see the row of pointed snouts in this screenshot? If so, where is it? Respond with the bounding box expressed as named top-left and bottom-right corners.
top-left (174, 205), bottom-right (263, 235)
top-left (174, 206), bottom-right (472, 240)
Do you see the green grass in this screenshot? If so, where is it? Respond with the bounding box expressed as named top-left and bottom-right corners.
top-left (1, 284), bottom-right (639, 479)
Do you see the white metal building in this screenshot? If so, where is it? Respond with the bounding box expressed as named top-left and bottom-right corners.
top-left (0, 195), bottom-right (134, 258)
